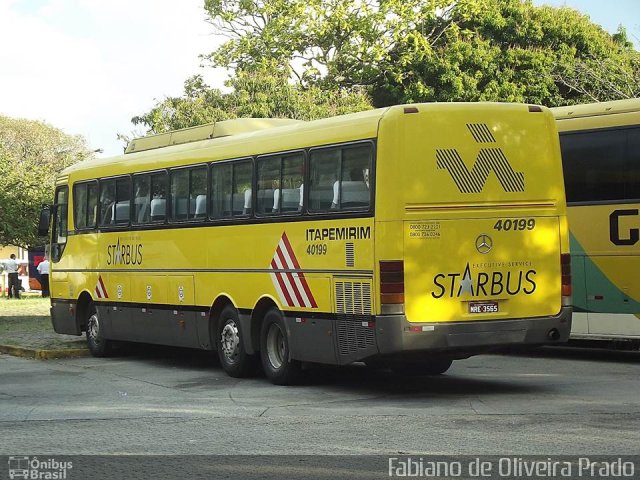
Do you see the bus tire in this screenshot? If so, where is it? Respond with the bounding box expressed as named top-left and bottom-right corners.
top-left (216, 305), bottom-right (256, 378)
top-left (260, 308), bottom-right (300, 385)
top-left (85, 301), bottom-right (113, 357)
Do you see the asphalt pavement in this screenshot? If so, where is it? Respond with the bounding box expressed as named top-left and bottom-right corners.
top-left (1, 345), bottom-right (638, 458)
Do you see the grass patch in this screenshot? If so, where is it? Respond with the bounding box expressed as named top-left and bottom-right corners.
top-left (0, 297), bottom-right (86, 350)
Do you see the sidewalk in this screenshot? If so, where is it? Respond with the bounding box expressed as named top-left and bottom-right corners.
top-left (0, 297), bottom-right (89, 359)
top-left (0, 331), bottom-right (88, 359)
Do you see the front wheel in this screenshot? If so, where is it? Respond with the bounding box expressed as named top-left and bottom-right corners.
top-left (215, 305), bottom-right (257, 377)
top-left (85, 301), bottom-right (113, 357)
top-left (260, 309), bottom-right (300, 385)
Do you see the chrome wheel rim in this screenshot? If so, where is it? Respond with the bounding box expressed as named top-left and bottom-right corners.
top-left (266, 323), bottom-right (285, 369)
top-left (220, 320), bottom-right (240, 362)
top-left (87, 313), bottom-right (101, 345)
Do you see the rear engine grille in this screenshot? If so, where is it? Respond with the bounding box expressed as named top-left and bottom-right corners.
top-left (335, 280), bottom-right (374, 356)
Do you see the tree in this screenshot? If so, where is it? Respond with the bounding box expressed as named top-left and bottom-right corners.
top-left (0, 116), bottom-right (91, 248)
top-left (132, 61), bottom-right (372, 134)
top-left (201, 0), bottom-right (640, 106)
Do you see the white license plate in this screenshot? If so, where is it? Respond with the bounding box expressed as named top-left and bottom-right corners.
top-left (469, 301), bottom-right (499, 314)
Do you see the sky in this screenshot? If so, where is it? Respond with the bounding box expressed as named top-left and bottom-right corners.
top-left (0, 0), bottom-right (639, 158)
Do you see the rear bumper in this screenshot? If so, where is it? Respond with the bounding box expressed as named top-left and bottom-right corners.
top-left (374, 307), bottom-right (572, 357)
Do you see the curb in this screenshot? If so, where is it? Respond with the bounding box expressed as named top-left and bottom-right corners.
top-left (0, 344), bottom-right (89, 359)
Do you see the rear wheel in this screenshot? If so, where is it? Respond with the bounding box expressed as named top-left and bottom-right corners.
top-left (85, 301), bottom-right (113, 357)
top-left (215, 305), bottom-right (257, 377)
top-left (260, 308), bottom-right (300, 385)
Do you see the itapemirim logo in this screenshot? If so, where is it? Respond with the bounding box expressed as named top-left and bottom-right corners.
top-left (436, 123), bottom-right (525, 193)
top-left (7, 456), bottom-right (72, 479)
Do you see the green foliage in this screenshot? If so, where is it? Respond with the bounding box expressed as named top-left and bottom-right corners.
top-left (132, 61), bottom-right (372, 133)
top-left (202, 0), bottom-right (640, 107)
top-left (0, 116), bottom-right (91, 248)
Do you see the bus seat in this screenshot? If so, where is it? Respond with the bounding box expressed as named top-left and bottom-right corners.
top-left (134, 197), bottom-right (150, 223)
top-left (194, 195), bottom-right (207, 218)
top-left (257, 189), bottom-right (274, 213)
top-left (113, 201), bottom-right (130, 224)
top-left (150, 198), bottom-right (166, 221)
top-left (190, 195), bottom-right (207, 218)
top-left (243, 189), bottom-right (252, 215)
top-left (281, 188), bottom-right (301, 212)
top-left (232, 193), bottom-right (246, 215)
top-left (309, 187), bottom-right (333, 210)
top-left (340, 181), bottom-right (369, 207)
top-left (220, 195), bottom-right (233, 217)
top-left (173, 198), bottom-right (189, 220)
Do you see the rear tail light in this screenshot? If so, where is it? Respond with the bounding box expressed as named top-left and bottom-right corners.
top-left (561, 253), bottom-right (572, 304)
top-left (380, 260), bottom-right (404, 314)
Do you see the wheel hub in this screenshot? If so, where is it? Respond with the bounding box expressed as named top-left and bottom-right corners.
top-left (220, 321), bottom-right (240, 360)
top-left (88, 314), bottom-right (100, 344)
top-left (266, 324), bottom-right (285, 369)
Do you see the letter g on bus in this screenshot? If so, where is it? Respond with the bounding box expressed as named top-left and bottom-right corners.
top-left (609, 209), bottom-right (639, 246)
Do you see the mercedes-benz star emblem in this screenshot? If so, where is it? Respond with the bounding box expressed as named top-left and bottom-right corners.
top-left (475, 234), bottom-right (492, 254)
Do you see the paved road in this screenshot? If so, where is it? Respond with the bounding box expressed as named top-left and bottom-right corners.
top-left (0, 345), bottom-right (638, 457)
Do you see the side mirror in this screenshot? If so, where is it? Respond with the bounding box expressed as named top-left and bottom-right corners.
top-left (38, 205), bottom-right (51, 237)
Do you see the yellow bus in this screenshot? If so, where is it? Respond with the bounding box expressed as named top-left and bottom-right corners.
top-left (41, 103), bottom-right (571, 384)
top-left (552, 98), bottom-right (640, 343)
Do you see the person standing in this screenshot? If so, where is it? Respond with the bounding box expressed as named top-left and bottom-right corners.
top-left (4, 254), bottom-right (21, 299)
top-left (37, 256), bottom-right (50, 297)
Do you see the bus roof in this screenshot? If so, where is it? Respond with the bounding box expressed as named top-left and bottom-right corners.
top-left (60, 107), bottom-right (390, 180)
top-left (551, 98), bottom-right (640, 120)
top-left (125, 118), bottom-right (304, 154)
top-left (60, 102), bottom-right (551, 181)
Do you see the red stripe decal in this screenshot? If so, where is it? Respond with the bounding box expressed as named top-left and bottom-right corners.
top-left (271, 259), bottom-right (293, 307)
top-left (98, 276), bottom-right (108, 299)
top-left (281, 232), bottom-right (317, 308)
top-left (276, 246), bottom-right (304, 307)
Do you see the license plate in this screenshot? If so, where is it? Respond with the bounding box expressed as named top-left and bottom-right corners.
top-left (469, 301), bottom-right (499, 314)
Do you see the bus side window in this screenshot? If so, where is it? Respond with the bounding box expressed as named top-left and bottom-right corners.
top-left (257, 152), bottom-right (303, 215)
top-left (170, 169), bottom-right (189, 221)
top-left (99, 177), bottom-right (130, 226)
top-left (309, 143), bottom-right (371, 212)
top-left (114, 177), bottom-right (131, 225)
top-left (309, 148), bottom-right (339, 211)
top-left (170, 166), bottom-right (206, 222)
top-left (257, 156), bottom-right (280, 214)
top-left (233, 160), bottom-right (252, 217)
top-left (133, 174), bottom-right (151, 223)
top-left (627, 127), bottom-right (640, 200)
top-left (99, 179), bottom-right (116, 226)
top-left (150, 172), bottom-right (167, 222)
top-left (51, 186), bottom-right (68, 262)
top-left (87, 181), bottom-right (98, 227)
top-left (189, 166), bottom-right (207, 220)
top-left (560, 130), bottom-right (626, 203)
top-left (73, 182), bottom-right (88, 230)
top-left (210, 163), bottom-right (232, 219)
top-left (339, 144), bottom-right (371, 208)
